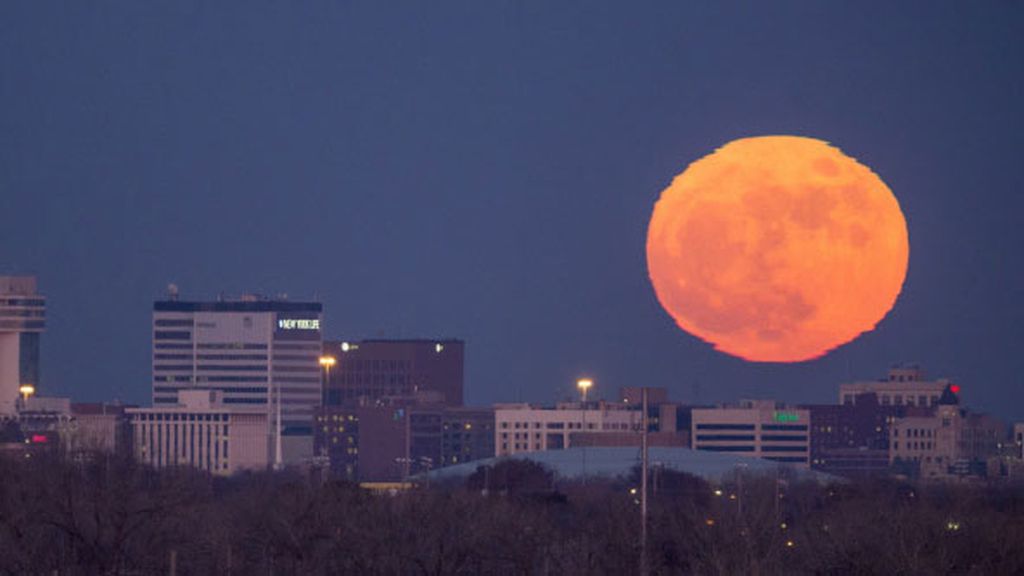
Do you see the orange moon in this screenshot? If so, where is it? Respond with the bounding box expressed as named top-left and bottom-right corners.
top-left (646, 136), bottom-right (908, 362)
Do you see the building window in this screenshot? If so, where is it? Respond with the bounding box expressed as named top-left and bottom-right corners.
top-left (696, 424), bottom-right (756, 431)
top-left (154, 330), bottom-right (191, 340)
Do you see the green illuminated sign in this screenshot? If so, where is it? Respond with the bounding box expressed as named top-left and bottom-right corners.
top-left (773, 411), bottom-right (800, 423)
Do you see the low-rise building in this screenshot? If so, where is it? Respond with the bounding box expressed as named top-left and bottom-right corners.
top-left (840, 365), bottom-right (954, 408)
top-left (67, 402), bottom-right (133, 455)
top-left (494, 402), bottom-right (643, 456)
top-left (15, 395), bottom-right (73, 445)
top-left (691, 400), bottom-right (810, 467)
top-left (441, 407), bottom-right (495, 467)
top-left (315, 399), bottom-right (494, 481)
top-left (127, 390), bottom-right (269, 475)
top-left (802, 393), bottom-right (898, 477)
top-left (889, 387), bottom-right (1005, 480)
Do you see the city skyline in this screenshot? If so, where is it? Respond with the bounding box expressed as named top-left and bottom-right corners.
top-left (2, 280), bottom-right (1004, 418)
top-left (2, 3), bottom-right (1022, 421)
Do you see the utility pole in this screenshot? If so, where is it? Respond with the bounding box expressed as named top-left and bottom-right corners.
top-left (640, 386), bottom-right (649, 576)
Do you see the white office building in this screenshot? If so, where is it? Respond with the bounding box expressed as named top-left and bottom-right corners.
top-left (494, 402), bottom-right (642, 456)
top-left (691, 400), bottom-right (810, 467)
top-left (152, 293), bottom-right (322, 464)
top-left (0, 276), bottom-right (45, 416)
top-left (839, 365), bottom-right (952, 408)
top-left (128, 390), bottom-right (269, 475)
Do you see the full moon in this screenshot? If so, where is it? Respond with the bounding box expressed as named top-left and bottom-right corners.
top-left (646, 136), bottom-right (909, 362)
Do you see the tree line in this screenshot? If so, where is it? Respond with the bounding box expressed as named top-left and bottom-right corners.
top-left (1, 451), bottom-right (1023, 575)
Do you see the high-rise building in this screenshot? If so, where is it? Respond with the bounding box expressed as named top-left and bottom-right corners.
top-left (0, 276), bottom-right (45, 415)
top-left (152, 293), bottom-right (322, 464)
top-left (322, 339), bottom-right (464, 407)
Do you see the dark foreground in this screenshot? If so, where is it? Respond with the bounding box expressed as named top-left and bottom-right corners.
top-left (1, 453), bottom-right (1023, 575)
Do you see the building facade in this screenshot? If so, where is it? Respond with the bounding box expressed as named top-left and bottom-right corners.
top-left (128, 390), bottom-right (269, 475)
top-left (322, 339), bottom-right (464, 407)
top-left (839, 365), bottom-right (953, 408)
top-left (441, 407), bottom-right (495, 467)
top-left (494, 402), bottom-right (643, 456)
top-left (691, 400), bottom-right (810, 467)
top-left (890, 401), bottom-right (1006, 480)
top-left (152, 294), bottom-right (322, 464)
top-left (315, 401), bottom-right (494, 481)
top-left (14, 395), bottom-right (72, 446)
top-left (68, 402), bottom-right (133, 455)
top-left (0, 277), bottom-right (45, 415)
top-left (802, 393), bottom-right (898, 477)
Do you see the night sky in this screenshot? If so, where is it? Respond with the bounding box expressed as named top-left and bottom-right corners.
top-left (2, 3), bottom-right (1022, 420)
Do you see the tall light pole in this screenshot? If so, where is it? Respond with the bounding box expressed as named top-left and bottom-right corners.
top-left (316, 356), bottom-right (337, 479)
top-left (319, 356), bottom-right (337, 407)
top-left (577, 378), bottom-right (593, 479)
top-left (640, 386), bottom-right (649, 576)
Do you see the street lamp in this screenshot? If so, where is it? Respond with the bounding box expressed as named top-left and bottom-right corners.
top-left (19, 384), bottom-right (35, 402)
top-left (576, 378), bottom-right (593, 404)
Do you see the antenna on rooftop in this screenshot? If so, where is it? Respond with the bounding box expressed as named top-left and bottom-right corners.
top-left (167, 283), bottom-right (179, 301)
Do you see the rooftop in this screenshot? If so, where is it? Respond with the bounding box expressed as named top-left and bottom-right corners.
top-left (421, 446), bottom-right (837, 484)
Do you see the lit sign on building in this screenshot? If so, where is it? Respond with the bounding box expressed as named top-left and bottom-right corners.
top-left (773, 411), bottom-right (800, 423)
top-left (277, 318), bottom-right (321, 331)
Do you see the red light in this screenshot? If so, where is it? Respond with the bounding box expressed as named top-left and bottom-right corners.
top-left (30, 434), bottom-right (48, 444)
top-left (950, 385), bottom-right (961, 394)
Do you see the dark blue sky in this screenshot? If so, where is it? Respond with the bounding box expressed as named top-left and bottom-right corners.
top-left (2, 2), bottom-right (1022, 419)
